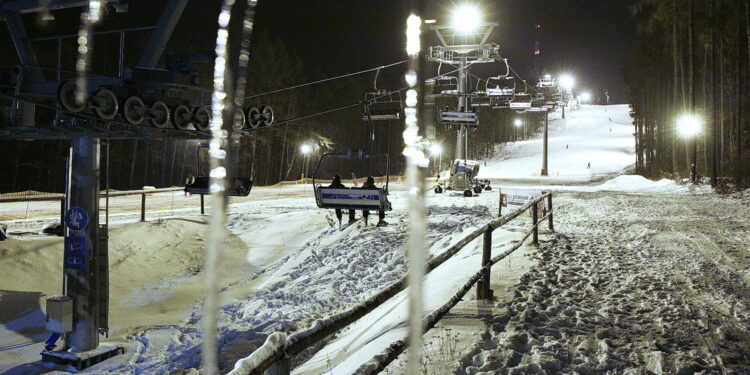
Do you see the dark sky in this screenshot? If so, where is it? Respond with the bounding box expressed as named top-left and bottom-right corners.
top-left (255, 0), bottom-right (637, 103)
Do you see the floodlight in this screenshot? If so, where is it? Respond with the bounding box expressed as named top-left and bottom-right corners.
top-left (559, 74), bottom-right (575, 92)
top-left (580, 92), bottom-right (592, 103)
top-left (677, 114), bottom-right (702, 138)
top-left (451, 5), bottom-right (482, 33)
top-left (300, 144), bottom-right (312, 155)
top-left (514, 118), bottom-right (523, 128)
top-left (429, 143), bottom-right (443, 156)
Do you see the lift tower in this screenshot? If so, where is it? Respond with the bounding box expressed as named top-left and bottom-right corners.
top-left (428, 20), bottom-right (500, 160)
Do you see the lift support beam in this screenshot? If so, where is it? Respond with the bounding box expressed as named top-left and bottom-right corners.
top-left (137, 0), bottom-right (189, 68)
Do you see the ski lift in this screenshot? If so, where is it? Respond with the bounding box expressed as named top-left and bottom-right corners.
top-left (433, 76), bottom-right (458, 95)
top-left (311, 149), bottom-right (392, 212)
top-left (537, 75), bottom-right (556, 88)
top-left (509, 93), bottom-right (532, 109)
top-left (439, 108), bottom-right (479, 127)
top-left (184, 144), bottom-right (255, 197)
top-left (362, 90), bottom-right (403, 121)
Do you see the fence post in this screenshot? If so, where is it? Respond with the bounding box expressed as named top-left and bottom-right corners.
top-left (264, 358), bottom-right (290, 375)
top-left (140, 193), bottom-right (146, 222)
top-left (200, 194), bottom-right (205, 215)
top-left (547, 193), bottom-right (554, 231)
top-left (498, 188), bottom-right (502, 217)
top-left (532, 200), bottom-right (539, 245)
top-left (477, 226), bottom-right (493, 300)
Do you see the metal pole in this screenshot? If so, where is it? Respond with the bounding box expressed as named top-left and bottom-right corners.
top-left (140, 193), bottom-right (146, 222)
top-left (477, 228), bottom-right (492, 300)
top-left (532, 200), bottom-right (539, 245)
top-left (542, 110), bottom-right (549, 176)
top-left (562, 91), bottom-right (566, 119)
top-left (498, 188), bottom-right (502, 217)
top-left (64, 138), bottom-right (100, 352)
top-left (200, 194), bottom-right (205, 215)
top-left (456, 59), bottom-right (468, 161)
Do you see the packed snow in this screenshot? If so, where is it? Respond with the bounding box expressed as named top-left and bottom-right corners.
top-left (3, 105), bottom-right (748, 374)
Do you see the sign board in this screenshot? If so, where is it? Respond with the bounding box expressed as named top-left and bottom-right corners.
top-left (64, 236), bottom-right (86, 269)
top-left (64, 206), bottom-right (89, 231)
top-left (503, 189), bottom-right (542, 207)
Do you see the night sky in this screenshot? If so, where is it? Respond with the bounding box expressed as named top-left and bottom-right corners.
top-left (255, 0), bottom-right (637, 104)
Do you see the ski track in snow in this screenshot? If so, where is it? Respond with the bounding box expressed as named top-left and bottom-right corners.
top-left (464, 192), bottom-right (750, 374)
top-left (91, 202), bottom-right (494, 374)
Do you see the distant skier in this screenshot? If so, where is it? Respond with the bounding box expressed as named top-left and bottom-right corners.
top-left (361, 176), bottom-right (387, 227)
top-left (587, 162), bottom-right (591, 169)
top-left (328, 174), bottom-right (355, 225)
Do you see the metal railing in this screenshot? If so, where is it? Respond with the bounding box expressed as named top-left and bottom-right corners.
top-left (228, 192), bottom-right (554, 375)
top-left (0, 187), bottom-right (204, 223)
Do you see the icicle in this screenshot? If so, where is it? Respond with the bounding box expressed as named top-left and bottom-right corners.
top-left (404, 13), bottom-right (427, 375)
top-left (202, 1), bottom-right (258, 374)
top-left (74, 0), bottom-right (105, 105)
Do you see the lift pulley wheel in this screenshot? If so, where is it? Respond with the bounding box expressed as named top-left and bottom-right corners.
top-left (193, 107), bottom-right (211, 131)
top-left (92, 89), bottom-right (119, 120)
top-left (233, 109), bottom-right (246, 130)
top-left (122, 96), bottom-right (146, 125)
top-left (247, 107), bottom-right (261, 128)
top-left (260, 105), bottom-right (274, 126)
top-left (57, 80), bottom-right (86, 113)
top-left (173, 105), bottom-right (192, 130)
top-left (149, 101), bottom-right (171, 129)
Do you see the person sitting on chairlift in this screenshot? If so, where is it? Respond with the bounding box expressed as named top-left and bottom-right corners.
top-left (361, 176), bottom-right (387, 227)
top-left (328, 174), bottom-right (356, 224)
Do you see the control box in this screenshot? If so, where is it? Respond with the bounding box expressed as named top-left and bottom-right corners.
top-left (46, 295), bottom-right (73, 334)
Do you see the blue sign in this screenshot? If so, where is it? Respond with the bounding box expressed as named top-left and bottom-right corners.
top-left (64, 236), bottom-right (86, 270)
top-left (64, 206), bottom-right (89, 231)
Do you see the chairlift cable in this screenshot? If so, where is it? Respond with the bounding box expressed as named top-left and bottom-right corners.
top-left (269, 65), bottom-right (469, 128)
top-left (244, 60), bottom-right (408, 100)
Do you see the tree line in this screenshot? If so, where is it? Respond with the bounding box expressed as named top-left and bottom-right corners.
top-left (627, 0), bottom-right (750, 190)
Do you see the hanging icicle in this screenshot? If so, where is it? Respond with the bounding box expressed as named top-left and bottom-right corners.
top-left (202, 1), bottom-right (259, 374)
top-left (403, 11), bottom-right (429, 375)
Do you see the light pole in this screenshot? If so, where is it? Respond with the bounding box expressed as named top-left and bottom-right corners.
top-left (543, 109), bottom-right (549, 176)
top-left (430, 143), bottom-right (443, 177)
top-left (300, 143), bottom-right (312, 182)
top-left (514, 118), bottom-right (523, 141)
top-left (677, 114), bottom-right (702, 183)
top-left (559, 74), bottom-right (575, 119)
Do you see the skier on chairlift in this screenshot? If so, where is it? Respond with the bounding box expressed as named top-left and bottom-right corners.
top-left (361, 176), bottom-right (387, 227)
top-left (328, 174), bottom-right (356, 224)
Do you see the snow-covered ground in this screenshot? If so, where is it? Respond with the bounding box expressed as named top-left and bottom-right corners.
top-left (4, 104), bottom-right (748, 374)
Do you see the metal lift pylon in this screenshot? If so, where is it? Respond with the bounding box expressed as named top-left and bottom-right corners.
top-left (1, 0), bottom-right (191, 370)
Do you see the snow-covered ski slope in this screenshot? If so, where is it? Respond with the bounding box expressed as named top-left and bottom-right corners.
top-left (478, 104), bottom-right (635, 183)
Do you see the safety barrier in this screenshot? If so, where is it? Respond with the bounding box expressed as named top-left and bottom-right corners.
top-left (0, 187), bottom-right (192, 223)
top-left (228, 192), bottom-right (554, 375)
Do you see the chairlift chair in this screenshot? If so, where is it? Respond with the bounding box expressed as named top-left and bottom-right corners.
top-left (433, 76), bottom-right (458, 95)
top-left (509, 93), bottom-right (532, 109)
top-left (312, 150), bottom-right (392, 212)
top-left (362, 90), bottom-right (403, 121)
top-left (439, 109), bottom-right (479, 128)
top-left (184, 144), bottom-right (255, 197)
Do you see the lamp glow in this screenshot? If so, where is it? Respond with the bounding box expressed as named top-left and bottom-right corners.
top-left (451, 5), bottom-right (482, 33)
top-left (559, 74), bottom-right (575, 92)
top-left (580, 91), bottom-right (592, 103)
top-left (514, 118), bottom-right (523, 128)
top-left (677, 114), bottom-right (702, 137)
top-left (429, 143), bottom-right (443, 156)
top-left (300, 144), bottom-right (312, 155)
